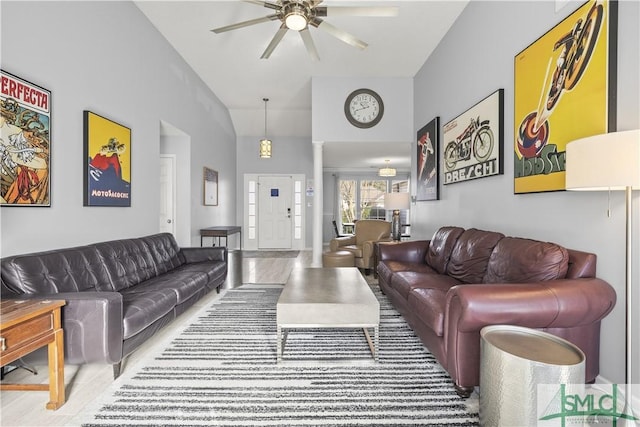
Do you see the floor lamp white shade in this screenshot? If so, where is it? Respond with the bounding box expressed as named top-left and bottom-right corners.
top-left (566, 129), bottom-right (640, 191)
top-left (566, 129), bottom-right (639, 420)
top-left (384, 192), bottom-right (410, 241)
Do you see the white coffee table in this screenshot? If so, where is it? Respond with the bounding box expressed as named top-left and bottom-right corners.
top-left (276, 267), bottom-right (380, 363)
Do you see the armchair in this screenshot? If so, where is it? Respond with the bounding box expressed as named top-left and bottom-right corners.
top-left (329, 219), bottom-right (391, 273)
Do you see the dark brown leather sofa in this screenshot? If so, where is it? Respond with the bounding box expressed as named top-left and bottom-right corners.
top-left (377, 226), bottom-right (616, 397)
top-left (1, 233), bottom-right (227, 377)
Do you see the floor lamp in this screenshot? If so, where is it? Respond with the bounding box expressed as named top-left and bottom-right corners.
top-left (384, 192), bottom-right (410, 241)
top-left (566, 129), bottom-right (639, 422)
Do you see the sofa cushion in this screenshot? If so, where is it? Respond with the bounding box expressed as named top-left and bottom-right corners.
top-left (484, 237), bottom-right (569, 283)
top-left (94, 238), bottom-right (158, 291)
top-left (378, 261), bottom-right (436, 287)
top-left (0, 246), bottom-right (111, 294)
top-left (407, 288), bottom-right (447, 337)
top-left (132, 267), bottom-right (209, 305)
top-left (391, 271), bottom-right (460, 300)
top-left (120, 287), bottom-right (178, 339)
top-left (425, 226), bottom-right (465, 274)
top-left (140, 233), bottom-right (185, 275)
top-left (183, 261), bottom-right (228, 291)
top-left (446, 228), bottom-right (504, 284)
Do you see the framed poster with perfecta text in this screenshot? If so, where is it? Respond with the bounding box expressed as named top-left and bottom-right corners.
top-left (0, 70), bottom-right (51, 206)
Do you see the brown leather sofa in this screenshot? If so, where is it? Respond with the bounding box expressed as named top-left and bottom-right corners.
top-left (330, 219), bottom-right (391, 272)
top-left (1, 233), bottom-right (227, 377)
top-left (377, 226), bottom-right (616, 397)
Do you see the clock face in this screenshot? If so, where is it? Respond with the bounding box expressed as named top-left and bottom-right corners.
top-left (344, 89), bottom-right (384, 128)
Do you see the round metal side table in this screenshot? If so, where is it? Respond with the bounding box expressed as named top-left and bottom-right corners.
top-left (480, 325), bottom-right (586, 426)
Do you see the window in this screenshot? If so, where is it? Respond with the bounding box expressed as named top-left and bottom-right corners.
top-left (336, 175), bottom-right (410, 235)
top-left (338, 179), bottom-right (356, 224)
top-left (359, 180), bottom-right (387, 220)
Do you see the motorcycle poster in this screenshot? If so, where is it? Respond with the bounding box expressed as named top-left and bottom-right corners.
top-left (514, 0), bottom-right (616, 194)
top-left (416, 116), bottom-right (439, 201)
top-left (83, 111), bottom-right (132, 207)
top-left (0, 70), bottom-right (51, 206)
top-left (442, 89), bottom-right (504, 185)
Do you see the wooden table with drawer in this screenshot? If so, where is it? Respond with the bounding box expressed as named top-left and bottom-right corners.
top-left (0, 299), bottom-right (66, 410)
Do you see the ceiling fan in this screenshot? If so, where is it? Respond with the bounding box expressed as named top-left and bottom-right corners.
top-left (211, 0), bottom-right (398, 61)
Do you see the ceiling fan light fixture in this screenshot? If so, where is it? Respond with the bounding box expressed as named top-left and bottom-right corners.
top-left (285, 9), bottom-right (308, 31)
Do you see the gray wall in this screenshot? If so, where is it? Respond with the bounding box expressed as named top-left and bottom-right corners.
top-left (312, 76), bottom-right (414, 143)
top-left (235, 135), bottom-right (314, 247)
top-left (1, 0), bottom-right (638, 387)
top-left (314, 76), bottom-right (414, 244)
top-left (412, 1), bottom-right (639, 385)
top-left (0, 1), bottom-right (237, 255)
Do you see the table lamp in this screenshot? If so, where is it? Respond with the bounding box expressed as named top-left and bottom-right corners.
top-left (384, 192), bottom-right (410, 241)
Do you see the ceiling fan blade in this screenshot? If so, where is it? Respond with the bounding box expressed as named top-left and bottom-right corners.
top-left (211, 14), bottom-right (279, 34)
top-left (261, 25), bottom-right (288, 59)
top-left (299, 28), bottom-right (320, 61)
top-left (243, 0), bottom-right (281, 11)
top-left (315, 6), bottom-right (398, 17)
top-left (311, 18), bottom-right (368, 50)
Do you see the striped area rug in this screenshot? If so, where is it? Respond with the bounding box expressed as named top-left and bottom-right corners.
top-left (76, 284), bottom-right (479, 426)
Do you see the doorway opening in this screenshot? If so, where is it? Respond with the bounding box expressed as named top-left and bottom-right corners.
top-left (159, 120), bottom-right (191, 247)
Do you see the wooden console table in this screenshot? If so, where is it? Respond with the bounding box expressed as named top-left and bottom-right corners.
top-left (0, 299), bottom-right (66, 410)
top-left (200, 226), bottom-right (242, 249)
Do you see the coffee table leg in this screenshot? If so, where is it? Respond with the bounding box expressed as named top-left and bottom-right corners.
top-left (277, 325), bottom-right (282, 363)
top-left (363, 327), bottom-right (379, 362)
top-left (374, 325), bottom-right (379, 362)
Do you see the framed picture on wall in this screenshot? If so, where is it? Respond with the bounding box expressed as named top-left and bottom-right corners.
top-left (442, 89), bottom-right (504, 185)
top-left (416, 117), bottom-right (439, 201)
top-left (0, 70), bottom-right (51, 206)
top-left (83, 111), bottom-right (131, 206)
top-left (203, 167), bottom-right (218, 206)
top-left (513, 0), bottom-right (617, 194)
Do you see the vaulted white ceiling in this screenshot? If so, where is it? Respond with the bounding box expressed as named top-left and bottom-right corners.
top-left (136, 0), bottom-right (468, 169)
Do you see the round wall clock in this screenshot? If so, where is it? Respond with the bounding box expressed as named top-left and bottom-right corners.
top-left (344, 88), bottom-right (384, 128)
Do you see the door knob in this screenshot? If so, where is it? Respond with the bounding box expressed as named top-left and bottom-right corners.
top-left (167, 219), bottom-right (172, 223)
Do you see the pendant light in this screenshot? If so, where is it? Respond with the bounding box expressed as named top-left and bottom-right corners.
top-left (378, 160), bottom-right (396, 177)
top-left (259, 98), bottom-right (272, 158)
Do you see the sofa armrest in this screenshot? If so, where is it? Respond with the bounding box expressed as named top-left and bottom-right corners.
top-left (330, 235), bottom-right (357, 252)
top-left (378, 240), bottom-right (430, 263)
top-left (181, 246), bottom-right (227, 263)
top-left (15, 292), bottom-right (124, 365)
top-left (443, 278), bottom-right (616, 389)
top-left (445, 278), bottom-right (617, 333)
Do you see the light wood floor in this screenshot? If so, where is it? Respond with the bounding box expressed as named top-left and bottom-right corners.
top-left (0, 250), bottom-right (314, 426)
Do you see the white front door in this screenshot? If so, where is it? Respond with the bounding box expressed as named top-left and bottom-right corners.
top-left (258, 175), bottom-right (292, 249)
top-left (159, 155), bottom-right (176, 236)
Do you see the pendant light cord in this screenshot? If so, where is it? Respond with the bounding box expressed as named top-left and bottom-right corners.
top-left (263, 98), bottom-right (269, 139)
